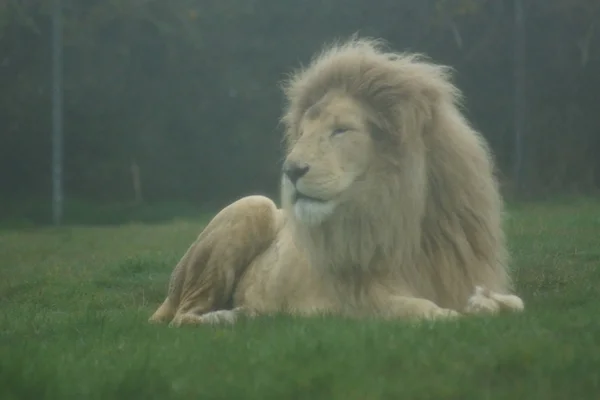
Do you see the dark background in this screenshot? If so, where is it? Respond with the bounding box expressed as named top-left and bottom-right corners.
top-left (1, 0), bottom-right (599, 223)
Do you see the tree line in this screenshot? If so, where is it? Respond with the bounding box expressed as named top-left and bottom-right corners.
top-left (1, 0), bottom-right (599, 209)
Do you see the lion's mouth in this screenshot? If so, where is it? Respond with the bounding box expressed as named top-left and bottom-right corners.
top-left (293, 191), bottom-right (327, 204)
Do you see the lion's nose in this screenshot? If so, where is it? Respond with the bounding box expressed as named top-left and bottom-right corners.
top-left (283, 161), bottom-right (310, 185)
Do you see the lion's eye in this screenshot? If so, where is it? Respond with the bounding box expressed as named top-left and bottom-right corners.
top-left (331, 127), bottom-right (350, 137)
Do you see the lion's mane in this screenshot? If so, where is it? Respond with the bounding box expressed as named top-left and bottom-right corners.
top-left (279, 37), bottom-right (511, 310)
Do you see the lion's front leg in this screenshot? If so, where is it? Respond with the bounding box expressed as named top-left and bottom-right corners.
top-left (464, 286), bottom-right (525, 315)
top-left (385, 295), bottom-right (461, 321)
top-left (169, 306), bottom-right (259, 327)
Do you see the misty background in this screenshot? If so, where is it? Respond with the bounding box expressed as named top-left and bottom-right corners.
top-left (1, 0), bottom-right (599, 224)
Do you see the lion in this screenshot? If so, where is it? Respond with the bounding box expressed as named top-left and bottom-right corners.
top-left (149, 36), bottom-right (524, 327)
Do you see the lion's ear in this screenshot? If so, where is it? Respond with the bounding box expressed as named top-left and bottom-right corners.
top-left (396, 94), bottom-right (436, 141)
top-left (367, 120), bottom-right (394, 145)
top-left (367, 95), bottom-right (432, 148)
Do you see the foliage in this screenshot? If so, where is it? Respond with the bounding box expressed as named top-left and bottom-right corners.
top-left (1, 200), bottom-right (600, 398)
top-left (0, 0), bottom-right (599, 206)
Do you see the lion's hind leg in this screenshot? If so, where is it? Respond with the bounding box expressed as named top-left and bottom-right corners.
top-left (148, 195), bottom-right (281, 326)
top-left (464, 286), bottom-right (525, 315)
top-left (148, 297), bottom-right (176, 324)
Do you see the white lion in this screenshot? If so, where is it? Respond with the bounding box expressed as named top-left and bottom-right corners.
top-left (149, 37), bottom-right (524, 326)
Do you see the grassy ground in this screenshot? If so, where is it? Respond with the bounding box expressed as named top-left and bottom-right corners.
top-left (1, 199), bottom-right (600, 399)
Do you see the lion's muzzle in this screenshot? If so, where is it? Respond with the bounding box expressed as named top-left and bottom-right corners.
top-left (283, 160), bottom-right (310, 185)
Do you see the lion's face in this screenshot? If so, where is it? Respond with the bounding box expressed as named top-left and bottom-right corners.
top-left (281, 91), bottom-right (376, 225)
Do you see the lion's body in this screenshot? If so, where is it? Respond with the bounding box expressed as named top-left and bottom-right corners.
top-left (149, 37), bottom-right (524, 326)
top-left (233, 208), bottom-right (336, 316)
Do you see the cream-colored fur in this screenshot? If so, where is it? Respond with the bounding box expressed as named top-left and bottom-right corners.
top-left (149, 37), bottom-right (524, 327)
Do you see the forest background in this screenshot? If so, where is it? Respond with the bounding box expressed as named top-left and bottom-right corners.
top-left (1, 0), bottom-right (599, 223)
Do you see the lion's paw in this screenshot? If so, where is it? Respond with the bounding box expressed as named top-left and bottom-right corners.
top-left (465, 286), bottom-right (500, 315)
top-left (426, 307), bottom-right (461, 320)
top-left (168, 310), bottom-right (239, 328)
top-left (197, 310), bottom-right (238, 325)
top-left (465, 286), bottom-right (524, 315)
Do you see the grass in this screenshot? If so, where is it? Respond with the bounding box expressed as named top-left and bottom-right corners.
top-left (1, 198), bottom-right (600, 399)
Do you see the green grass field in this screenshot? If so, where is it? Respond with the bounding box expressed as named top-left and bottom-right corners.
top-left (1, 199), bottom-right (600, 399)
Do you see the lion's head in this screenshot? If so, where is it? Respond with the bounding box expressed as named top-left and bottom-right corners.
top-left (279, 90), bottom-right (377, 225)
top-left (279, 37), bottom-right (458, 228)
top-left (277, 37), bottom-right (509, 304)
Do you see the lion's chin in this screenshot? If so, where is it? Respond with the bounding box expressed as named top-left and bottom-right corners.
top-left (292, 198), bottom-right (337, 226)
